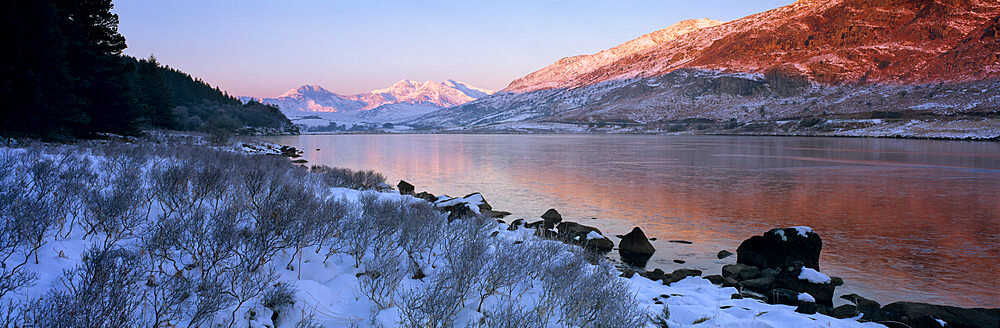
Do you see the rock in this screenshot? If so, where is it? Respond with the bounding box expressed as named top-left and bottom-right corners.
top-left (738, 277), bottom-right (775, 293)
top-left (414, 191), bottom-right (437, 202)
top-left (737, 227), bottom-right (822, 270)
top-left (507, 218), bottom-right (524, 231)
top-left (641, 269), bottom-right (666, 282)
top-left (442, 204), bottom-right (477, 222)
top-left (717, 250), bottom-right (734, 259)
top-left (831, 304), bottom-right (859, 319)
top-left (668, 240), bottom-right (693, 244)
top-left (722, 277), bottom-right (739, 287)
top-left (488, 210), bottom-right (512, 218)
top-left (291, 159), bottom-right (308, 164)
top-left (766, 288), bottom-right (799, 306)
top-left (648, 237), bottom-right (657, 241)
top-left (830, 276), bottom-right (844, 287)
top-left (524, 220), bottom-right (544, 229)
top-left (618, 227), bottom-right (656, 267)
top-left (397, 180), bottom-right (415, 195)
top-left (705, 274), bottom-right (725, 285)
top-left (739, 265), bottom-right (760, 280)
top-left (759, 267), bottom-right (780, 279)
top-left (673, 259), bottom-right (686, 264)
top-left (776, 265), bottom-right (835, 307)
top-left (541, 209), bottom-right (562, 228)
top-left (663, 269), bottom-right (702, 285)
top-left (464, 192), bottom-right (493, 213)
top-left (840, 294), bottom-right (882, 320)
top-left (795, 302), bottom-right (818, 315)
top-left (619, 270), bottom-right (637, 278)
top-left (722, 263), bottom-right (746, 279)
top-left (876, 302), bottom-right (1000, 328)
top-left (557, 221), bottom-right (602, 238)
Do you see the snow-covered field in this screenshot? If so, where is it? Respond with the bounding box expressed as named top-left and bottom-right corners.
top-left (0, 136), bottom-right (883, 327)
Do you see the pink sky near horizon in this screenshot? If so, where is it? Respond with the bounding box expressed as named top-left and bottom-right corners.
top-left (115, 0), bottom-right (794, 98)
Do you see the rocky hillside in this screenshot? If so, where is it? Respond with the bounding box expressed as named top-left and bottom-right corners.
top-left (411, 0), bottom-right (1000, 138)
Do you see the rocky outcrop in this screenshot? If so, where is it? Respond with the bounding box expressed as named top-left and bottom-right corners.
top-left (541, 208), bottom-right (562, 228)
top-left (397, 180), bottom-right (414, 195)
top-left (737, 227), bottom-right (822, 270)
top-left (555, 221), bottom-right (613, 252)
top-left (619, 227), bottom-right (656, 267)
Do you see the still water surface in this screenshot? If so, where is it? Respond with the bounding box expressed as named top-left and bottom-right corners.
top-left (262, 134), bottom-right (1000, 307)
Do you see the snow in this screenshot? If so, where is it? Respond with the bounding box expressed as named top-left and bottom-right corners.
top-left (0, 140), bottom-right (885, 328)
top-left (934, 317), bottom-right (947, 326)
top-left (792, 226), bottom-right (813, 238)
top-left (799, 267), bottom-right (833, 284)
top-left (798, 292), bottom-right (816, 303)
top-left (629, 276), bottom-right (881, 327)
top-left (433, 193), bottom-right (485, 214)
top-left (586, 231), bottom-right (605, 240)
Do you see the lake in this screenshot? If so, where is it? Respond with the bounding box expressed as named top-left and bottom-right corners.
top-left (261, 134), bottom-right (1000, 308)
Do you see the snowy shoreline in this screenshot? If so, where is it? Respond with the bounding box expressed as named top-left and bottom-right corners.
top-left (0, 135), bottom-right (991, 327)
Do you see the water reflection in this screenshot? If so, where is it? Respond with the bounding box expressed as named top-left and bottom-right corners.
top-left (262, 134), bottom-right (1000, 307)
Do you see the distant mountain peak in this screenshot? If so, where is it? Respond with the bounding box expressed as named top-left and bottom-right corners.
top-left (261, 79), bottom-right (495, 121)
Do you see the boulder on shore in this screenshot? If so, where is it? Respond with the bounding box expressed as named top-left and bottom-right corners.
top-left (556, 221), bottom-right (613, 252)
top-left (874, 302), bottom-right (1000, 328)
top-left (737, 227), bottom-right (822, 270)
top-left (619, 227), bottom-right (655, 267)
top-left (397, 180), bottom-right (415, 195)
top-left (541, 209), bottom-right (562, 228)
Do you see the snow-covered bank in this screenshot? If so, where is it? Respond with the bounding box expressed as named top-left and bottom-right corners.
top-left (0, 137), bottom-right (884, 327)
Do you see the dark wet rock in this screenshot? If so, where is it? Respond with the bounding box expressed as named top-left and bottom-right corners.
top-left (397, 180), bottom-right (415, 195)
top-left (722, 277), bottom-right (739, 288)
top-left (840, 294), bottom-right (882, 320)
top-left (737, 227), bottom-right (822, 270)
top-left (488, 210), bottom-right (512, 218)
top-left (619, 270), bottom-right (637, 278)
top-left (738, 277), bottom-right (775, 293)
top-left (619, 227), bottom-right (656, 267)
top-left (414, 191), bottom-right (437, 202)
top-left (649, 237), bottom-right (657, 241)
top-left (291, 159), bottom-right (308, 164)
top-left (524, 220), bottom-right (544, 229)
top-left (496, 219), bottom-right (505, 224)
top-left (442, 203), bottom-right (477, 222)
top-left (279, 145), bottom-right (301, 158)
top-left (705, 274), bottom-right (725, 285)
top-left (673, 259), bottom-right (686, 264)
top-left (775, 265), bottom-right (835, 307)
top-left (759, 267), bottom-right (780, 279)
top-left (541, 208), bottom-right (562, 228)
top-left (876, 302), bottom-right (1000, 328)
top-left (663, 269), bottom-right (702, 285)
top-left (722, 263), bottom-right (745, 279)
top-left (830, 276), bottom-right (844, 287)
top-left (766, 288), bottom-right (799, 306)
top-left (717, 250), bottom-right (734, 259)
top-left (641, 268), bottom-right (667, 282)
top-left (795, 302), bottom-right (818, 315)
top-left (557, 221), bottom-right (601, 238)
top-left (730, 293), bottom-right (743, 299)
top-left (831, 304), bottom-right (859, 319)
top-left (668, 240), bottom-right (693, 244)
top-left (614, 234), bottom-right (624, 238)
top-left (507, 218), bottom-right (524, 231)
top-left (739, 265), bottom-right (760, 280)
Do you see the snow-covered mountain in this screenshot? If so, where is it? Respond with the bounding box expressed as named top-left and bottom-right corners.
top-left (409, 0), bottom-right (1000, 137)
top-left (259, 80), bottom-right (494, 124)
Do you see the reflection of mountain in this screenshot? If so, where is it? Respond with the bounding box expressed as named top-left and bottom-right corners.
top-left (266, 134), bottom-right (1000, 307)
top-left (260, 80), bottom-right (494, 124)
top-left (411, 0), bottom-right (1000, 136)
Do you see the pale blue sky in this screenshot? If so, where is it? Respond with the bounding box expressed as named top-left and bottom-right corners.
top-left (115, 0), bottom-right (793, 97)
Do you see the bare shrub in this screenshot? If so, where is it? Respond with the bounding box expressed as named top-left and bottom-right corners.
top-left (28, 247), bottom-right (146, 327)
top-left (311, 165), bottom-right (387, 190)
